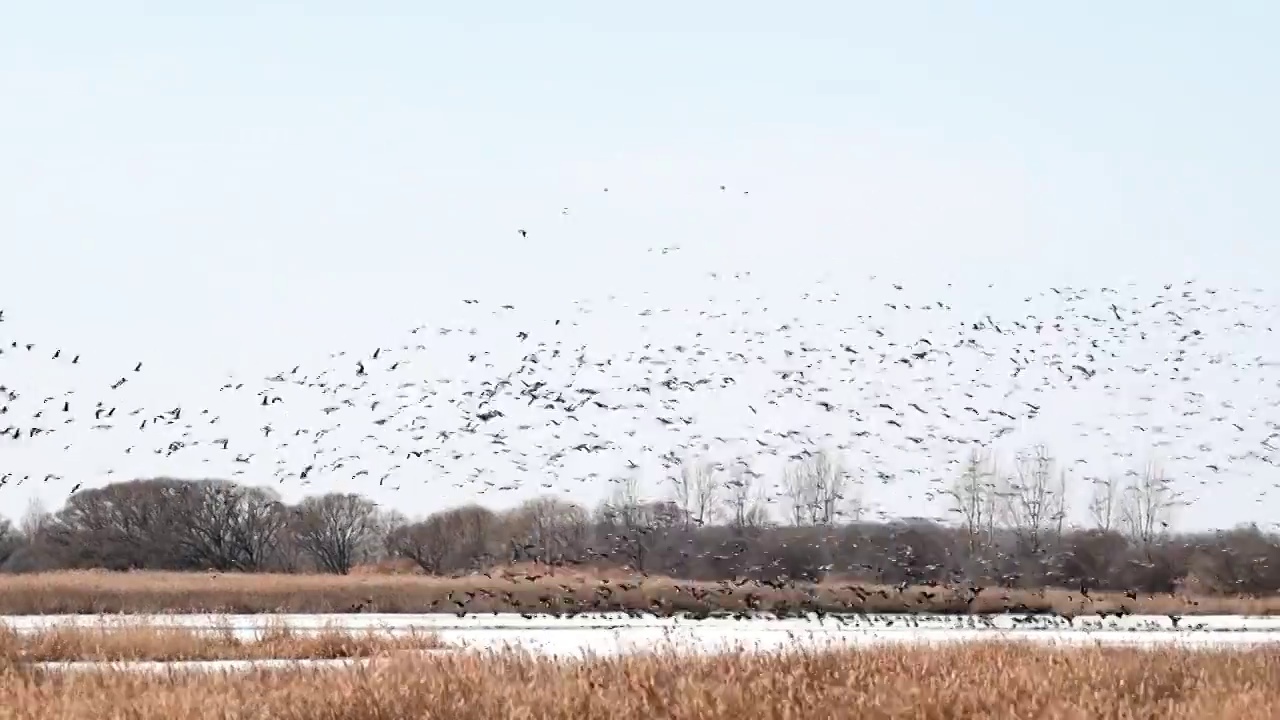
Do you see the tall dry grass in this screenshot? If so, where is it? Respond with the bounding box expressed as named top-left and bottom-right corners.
top-left (0, 568), bottom-right (1274, 616)
top-left (0, 643), bottom-right (1276, 718)
top-left (0, 621), bottom-right (440, 662)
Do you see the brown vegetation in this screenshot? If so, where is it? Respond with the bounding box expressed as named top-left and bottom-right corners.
top-left (0, 567), bottom-right (1276, 616)
top-left (0, 621), bottom-right (440, 662)
top-left (0, 643), bottom-right (1277, 718)
top-left (2, 449), bottom-right (1279, 610)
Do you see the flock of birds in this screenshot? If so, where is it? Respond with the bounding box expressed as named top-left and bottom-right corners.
top-left (3, 256), bottom-right (1280, 529)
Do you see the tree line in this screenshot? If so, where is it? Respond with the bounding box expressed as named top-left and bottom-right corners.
top-left (1, 445), bottom-right (1276, 595)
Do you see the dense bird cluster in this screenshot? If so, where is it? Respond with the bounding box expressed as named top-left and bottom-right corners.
top-left (3, 263), bottom-right (1279, 523)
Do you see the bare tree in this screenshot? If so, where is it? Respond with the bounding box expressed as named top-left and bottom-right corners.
top-left (816, 452), bottom-right (849, 524)
top-left (691, 463), bottom-right (722, 527)
top-left (722, 460), bottom-right (769, 530)
top-left (943, 449), bottom-right (997, 576)
top-left (290, 493), bottom-right (381, 574)
top-left (1119, 462), bottom-right (1181, 548)
top-left (450, 505), bottom-right (502, 568)
top-left (782, 458), bottom-right (815, 526)
top-left (388, 505), bottom-right (500, 573)
top-left (597, 475), bottom-right (673, 571)
top-left (996, 445), bottom-right (1067, 559)
top-left (605, 473), bottom-right (647, 527)
top-left (669, 459), bottom-right (720, 529)
top-left (19, 496), bottom-right (50, 538)
top-left (171, 480), bottom-right (287, 571)
top-left (0, 518), bottom-right (21, 568)
top-left (40, 478), bottom-right (190, 569)
top-left (1088, 476), bottom-right (1121, 533)
top-left (668, 461), bottom-right (697, 531)
top-left (30, 461), bottom-right (1280, 596)
top-left (377, 509), bottom-right (410, 559)
top-left (386, 519), bottom-right (446, 573)
top-left (843, 467), bottom-right (866, 523)
top-left (504, 496), bottom-right (589, 564)
top-left (782, 451), bottom-right (846, 526)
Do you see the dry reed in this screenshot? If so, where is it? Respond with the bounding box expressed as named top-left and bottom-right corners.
top-left (0, 621), bottom-right (439, 662)
top-left (0, 643), bottom-right (1276, 719)
top-left (0, 568), bottom-right (1273, 616)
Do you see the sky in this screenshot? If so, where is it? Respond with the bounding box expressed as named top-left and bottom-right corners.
top-left (2, 2), bottom-right (1279, 530)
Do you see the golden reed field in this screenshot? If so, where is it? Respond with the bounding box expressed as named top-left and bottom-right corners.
top-left (1, 567), bottom-right (1277, 616)
top-left (0, 643), bottom-right (1275, 719)
top-left (2, 568), bottom-right (1274, 717)
top-left (0, 622), bottom-right (440, 662)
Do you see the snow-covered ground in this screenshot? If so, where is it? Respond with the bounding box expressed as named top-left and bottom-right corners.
top-left (10, 613), bottom-right (1280, 672)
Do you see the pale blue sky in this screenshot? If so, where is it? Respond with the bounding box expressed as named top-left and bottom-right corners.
top-left (2, 2), bottom-right (1278, 529)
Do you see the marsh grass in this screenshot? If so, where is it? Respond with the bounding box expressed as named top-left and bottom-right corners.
top-left (0, 620), bottom-right (439, 662)
top-left (0, 568), bottom-right (1272, 616)
top-left (0, 643), bottom-right (1276, 719)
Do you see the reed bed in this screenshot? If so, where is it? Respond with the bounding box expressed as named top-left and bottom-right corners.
top-left (0, 568), bottom-right (1272, 616)
top-left (0, 642), bottom-right (1276, 719)
top-left (0, 621), bottom-right (439, 662)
